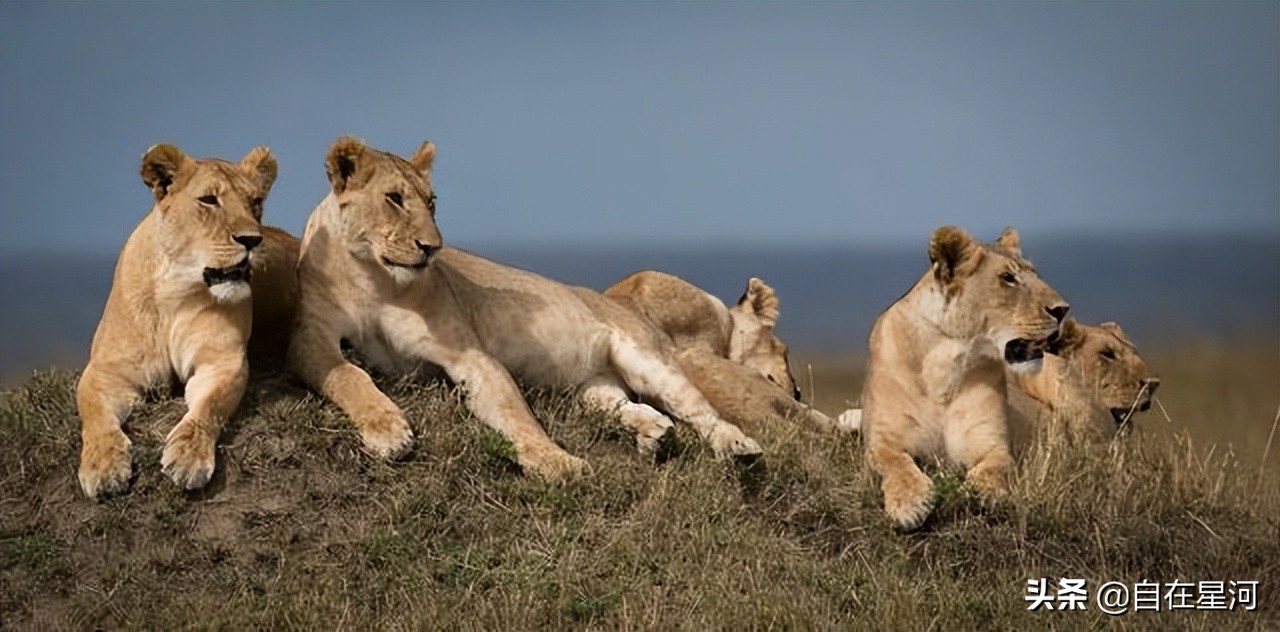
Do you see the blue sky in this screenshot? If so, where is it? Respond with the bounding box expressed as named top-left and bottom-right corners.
top-left (1, 2), bottom-right (1276, 254)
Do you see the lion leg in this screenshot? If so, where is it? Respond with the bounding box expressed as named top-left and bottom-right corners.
top-left (578, 376), bottom-right (675, 455)
top-left (944, 383), bottom-right (1014, 499)
top-left (441, 349), bottom-right (587, 482)
top-left (76, 364), bottom-right (140, 499)
top-left (608, 336), bottom-right (762, 459)
top-left (290, 325), bottom-right (414, 459)
top-left (161, 355), bottom-right (247, 490)
top-left (868, 439), bottom-right (935, 531)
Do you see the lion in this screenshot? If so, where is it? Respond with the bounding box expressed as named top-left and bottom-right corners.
top-left (604, 271), bottom-right (798, 398)
top-left (861, 226), bottom-right (1069, 530)
top-left (1006, 318), bottom-right (1160, 446)
top-left (602, 271), bottom-right (841, 432)
top-left (76, 144), bottom-right (297, 499)
top-left (287, 137), bottom-right (763, 481)
top-left (839, 318), bottom-right (1160, 447)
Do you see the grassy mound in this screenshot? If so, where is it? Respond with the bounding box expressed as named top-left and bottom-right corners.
top-left (1, 366), bottom-right (1276, 629)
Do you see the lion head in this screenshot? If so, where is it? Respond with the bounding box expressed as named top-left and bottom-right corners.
top-left (324, 137), bottom-right (443, 287)
top-left (140, 144), bottom-right (277, 302)
top-left (727, 277), bottom-right (799, 399)
top-left (925, 226), bottom-right (1070, 370)
top-left (1048, 318), bottom-right (1159, 426)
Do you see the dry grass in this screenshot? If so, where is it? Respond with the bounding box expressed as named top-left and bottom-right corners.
top-left (1, 344), bottom-right (1277, 630)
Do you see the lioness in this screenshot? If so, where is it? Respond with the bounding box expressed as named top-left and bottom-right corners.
top-left (604, 271), bottom-right (798, 398)
top-left (603, 271), bottom-right (839, 431)
top-left (862, 226), bottom-right (1068, 530)
top-left (288, 138), bottom-right (762, 480)
top-left (1008, 318), bottom-right (1159, 445)
top-left (77, 144), bottom-right (295, 498)
top-left (840, 318), bottom-right (1160, 446)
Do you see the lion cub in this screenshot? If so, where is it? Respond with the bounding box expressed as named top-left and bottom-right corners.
top-left (1007, 318), bottom-right (1160, 447)
top-left (861, 226), bottom-right (1068, 530)
top-left (604, 271), bottom-right (798, 397)
top-left (288, 138), bottom-right (762, 481)
top-left (603, 271), bottom-right (836, 432)
top-left (77, 144), bottom-right (295, 498)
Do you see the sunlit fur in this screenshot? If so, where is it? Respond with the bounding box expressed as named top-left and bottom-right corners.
top-left (1009, 319), bottom-right (1159, 448)
top-left (76, 144), bottom-right (296, 499)
top-left (289, 138), bottom-right (763, 481)
top-left (605, 271), bottom-right (799, 392)
top-left (861, 226), bottom-right (1069, 530)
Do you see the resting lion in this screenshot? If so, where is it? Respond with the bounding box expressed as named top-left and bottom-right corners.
top-left (77, 144), bottom-right (297, 498)
top-left (840, 318), bottom-right (1160, 447)
top-left (604, 271), bottom-right (798, 397)
top-left (288, 137), bottom-right (762, 481)
top-left (861, 226), bottom-right (1069, 530)
top-left (603, 271), bottom-right (837, 432)
top-left (1007, 318), bottom-right (1160, 446)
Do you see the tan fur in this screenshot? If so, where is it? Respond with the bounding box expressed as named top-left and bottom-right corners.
top-left (861, 226), bottom-right (1069, 530)
top-left (843, 319), bottom-right (1159, 445)
top-left (1007, 319), bottom-right (1159, 448)
top-left (288, 138), bottom-right (762, 481)
top-left (76, 144), bottom-right (295, 498)
top-left (674, 349), bottom-right (834, 434)
top-left (604, 271), bottom-right (798, 397)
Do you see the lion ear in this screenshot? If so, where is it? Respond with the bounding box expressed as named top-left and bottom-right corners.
top-left (1048, 318), bottom-right (1086, 357)
top-left (1099, 321), bottom-right (1132, 345)
top-left (996, 226), bottom-right (1022, 257)
top-left (928, 226), bottom-right (983, 287)
top-left (737, 277), bottom-right (781, 328)
top-left (325, 136), bottom-right (367, 194)
top-left (410, 140), bottom-right (436, 176)
top-left (240, 146), bottom-right (278, 197)
top-left (140, 143), bottom-right (188, 202)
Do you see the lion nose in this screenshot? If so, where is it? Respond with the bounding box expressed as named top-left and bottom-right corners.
top-left (1142, 377), bottom-right (1160, 394)
top-left (234, 234), bottom-right (262, 251)
top-left (1045, 303), bottom-right (1069, 324)
top-left (415, 239), bottom-right (440, 260)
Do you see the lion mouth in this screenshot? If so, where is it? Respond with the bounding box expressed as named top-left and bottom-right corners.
top-left (1003, 337), bottom-right (1048, 365)
top-left (1110, 397), bottom-right (1153, 426)
top-left (380, 255), bottom-right (429, 270)
top-left (203, 258), bottom-right (250, 286)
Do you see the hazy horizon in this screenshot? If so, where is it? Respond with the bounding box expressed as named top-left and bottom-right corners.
top-left (2, 2), bottom-right (1277, 255)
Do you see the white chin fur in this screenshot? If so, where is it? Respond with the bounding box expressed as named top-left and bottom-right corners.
top-left (388, 265), bottom-right (421, 287)
top-left (208, 281), bottom-right (251, 303)
top-left (1008, 357), bottom-right (1044, 375)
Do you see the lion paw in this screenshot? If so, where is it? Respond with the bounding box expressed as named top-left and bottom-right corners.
top-left (521, 448), bottom-right (589, 483)
top-left (162, 418), bottom-right (218, 490)
top-left (883, 468), bottom-right (935, 532)
top-left (708, 423), bottom-right (764, 460)
top-left (634, 417), bottom-right (676, 455)
top-left (360, 414), bottom-right (414, 460)
top-left (79, 429), bottom-right (133, 499)
top-left (835, 408), bottom-right (863, 434)
top-left (965, 460), bottom-right (1012, 499)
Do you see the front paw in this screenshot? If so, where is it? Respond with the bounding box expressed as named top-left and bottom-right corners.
top-left (360, 413), bottom-right (414, 460)
top-left (519, 447), bottom-right (589, 483)
top-left (708, 423), bottom-right (764, 460)
top-left (965, 458), bottom-right (1012, 499)
top-left (162, 418), bottom-right (218, 490)
top-left (835, 408), bottom-right (863, 433)
top-left (79, 429), bottom-right (133, 499)
top-left (883, 468), bottom-right (935, 531)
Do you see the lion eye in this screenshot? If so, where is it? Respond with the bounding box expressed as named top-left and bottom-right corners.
top-left (385, 192), bottom-right (404, 208)
top-left (999, 271), bottom-right (1019, 285)
top-left (198, 194), bottom-right (219, 206)
top-left (1099, 349), bottom-right (1117, 361)
top-left (427, 193), bottom-right (437, 213)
